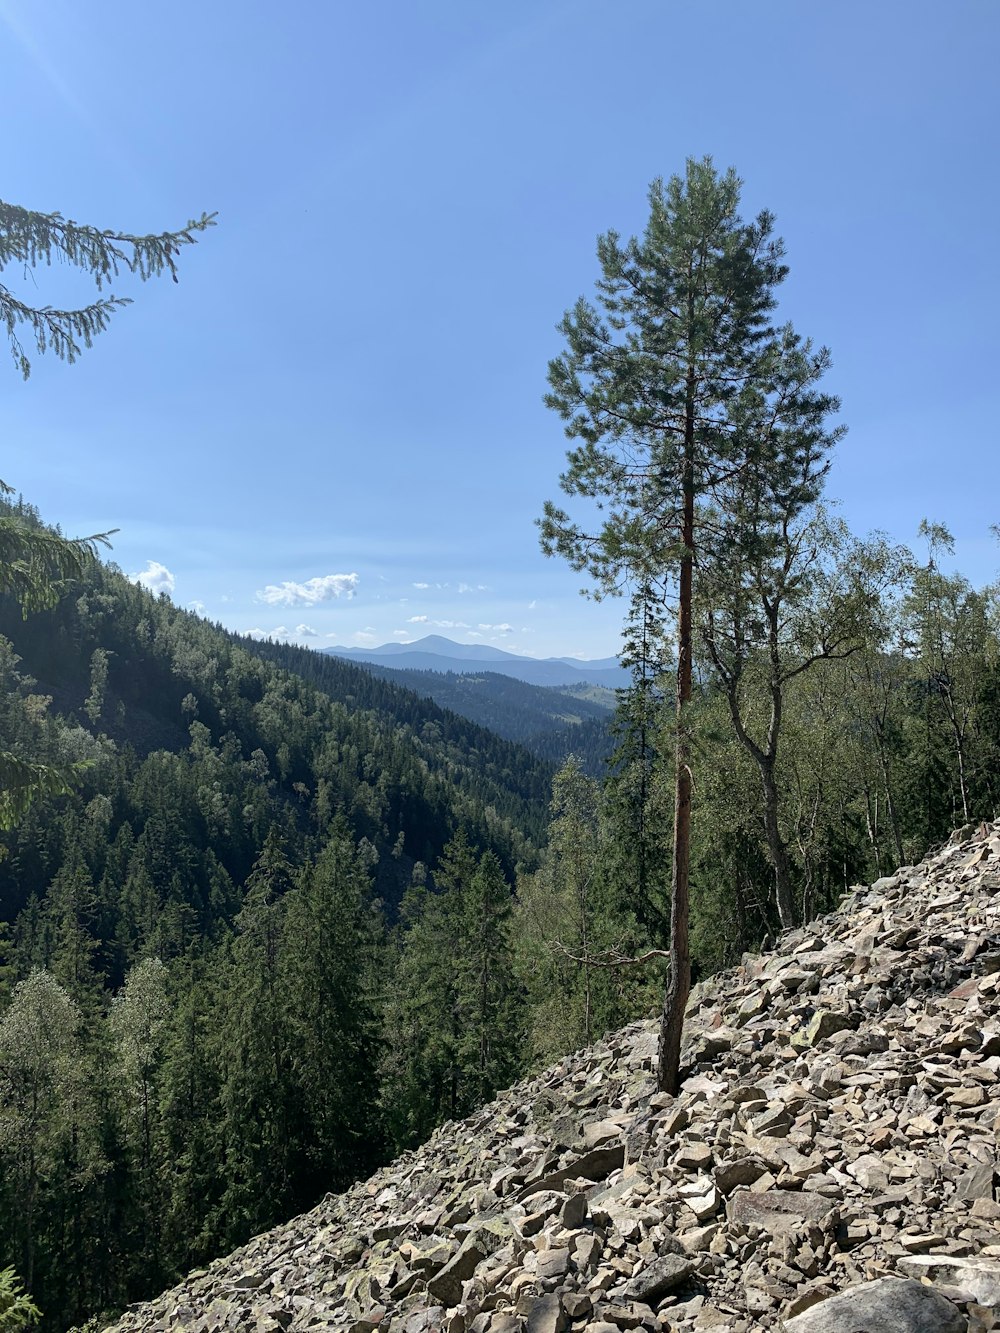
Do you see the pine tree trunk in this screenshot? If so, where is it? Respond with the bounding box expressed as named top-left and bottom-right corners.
top-left (658, 393), bottom-right (694, 1095)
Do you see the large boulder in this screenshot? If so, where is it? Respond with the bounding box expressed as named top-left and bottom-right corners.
top-left (782, 1277), bottom-right (966, 1332)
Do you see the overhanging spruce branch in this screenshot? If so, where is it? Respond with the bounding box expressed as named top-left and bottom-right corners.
top-left (0, 482), bottom-right (116, 615)
top-left (0, 203), bottom-right (217, 377)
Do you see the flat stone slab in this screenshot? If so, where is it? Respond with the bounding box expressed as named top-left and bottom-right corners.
top-left (727, 1189), bottom-right (831, 1237)
top-left (782, 1277), bottom-right (965, 1332)
top-left (622, 1253), bottom-right (693, 1304)
top-left (897, 1253), bottom-right (1000, 1306)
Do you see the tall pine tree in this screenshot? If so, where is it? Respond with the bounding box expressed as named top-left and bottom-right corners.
top-left (541, 158), bottom-right (839, 1088)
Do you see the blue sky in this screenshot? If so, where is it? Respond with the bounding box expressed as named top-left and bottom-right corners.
top-left (2, 0), bottom-right (998, 659)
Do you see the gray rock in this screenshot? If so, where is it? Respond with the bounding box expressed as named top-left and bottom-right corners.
top-left (622, 1253), bottom-right (693, 1303)
top-left (897, 1253), bottom-right (1000, 1306)
top-left (782, 1277), bottom-right (965, 1332)
top-left (727, 1189), bottom-right (831, 1237)
top-left (560, 1190), bottom-right (588, 1229)
top-left (425, 1233), bottom-right (487, 1305)
top-left (523, 1293), bottom-right (568, 1333)
top-left (790, 1010), bottom-right (854, 1049)
top-left (517, 1144), bottom-right (625, 1201)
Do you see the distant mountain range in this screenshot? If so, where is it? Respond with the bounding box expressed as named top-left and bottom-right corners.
top-left (322, 634), bottom-right (631, 689)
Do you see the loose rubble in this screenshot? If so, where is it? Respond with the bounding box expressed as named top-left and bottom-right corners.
top-left (105, 821), bottom-right (1000, 1332)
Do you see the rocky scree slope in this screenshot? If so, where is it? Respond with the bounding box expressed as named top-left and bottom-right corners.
top-left (105, 823), bottom-right (1000, 1333)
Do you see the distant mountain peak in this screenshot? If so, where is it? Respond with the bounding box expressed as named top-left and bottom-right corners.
top-left (321, 635), bottom-right (629, 689)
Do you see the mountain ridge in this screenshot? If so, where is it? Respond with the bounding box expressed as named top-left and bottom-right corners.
top-left (329, 663), bottom-right (616, 776)
top-left (322, 636), bottom-right (631, 689)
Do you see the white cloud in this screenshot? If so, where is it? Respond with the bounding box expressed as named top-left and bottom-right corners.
top-left (392, 630), bottom-right (410, 638)
top-left (295, 624), bottom-right (318, 637)
top-left (187, 599), bottom-right (206, 615)
top-left (528, 599), bottom-right (537, 610)
top-left (435, 619), bottom-right (469, 630)
top-left (130, 560), bottom-right (175, 597)
top-left (256, 572), bottom-right (359, 607)
top-left (247, 625), bottom-right (288, 640)
top-left (412, 582), bottom-right (430, 590)
top-left (458, 582), bottom-right (488, 594)
top-left (478, 622), bottom-right (513, 634)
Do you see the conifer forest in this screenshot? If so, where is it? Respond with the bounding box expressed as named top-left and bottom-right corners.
top-left (2, 163), bottom-right (1000, 1331)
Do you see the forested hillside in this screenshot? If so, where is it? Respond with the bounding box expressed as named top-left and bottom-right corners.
top-left (0, 510), bottom-right (553, 915)
top-left (0, 496), bottom-right (570, 1329)
top-left (330, 662), bottom-right (615, 775)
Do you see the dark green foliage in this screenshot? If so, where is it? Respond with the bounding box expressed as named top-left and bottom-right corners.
top-left (381, 834), bottom-right (523, 1152)
top-left (216, 833), bottom-right (294, 1237)
top-left (350, 665), bottom-right (615, 775)
top-left (279, 822), bottom-right (385, 1201)
top-left (457, 851), bottom-right (523, 1106)
top-left (515, 760), bottom-right (659, 1064)
top-left (603, 580), bottom-right (673, 945)
top-left (0, 487), bottom-right (114, 831)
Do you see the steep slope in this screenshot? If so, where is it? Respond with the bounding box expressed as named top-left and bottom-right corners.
top-left (337, 665), bottom-right (615, 776)
top-left (0, 550), bottom-right (553, 924)
top-left (103, 822), bottom-right (1000, 1332)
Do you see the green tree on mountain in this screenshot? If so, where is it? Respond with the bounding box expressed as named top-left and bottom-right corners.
top-left (279, 821), bottom-right (385, 1205)
top-left (0, 196), bottom-right (213, 828)
top-left (541, 158), bottom-right (841, 1090)
top-left (218, 831), bottom-right (296, 1238)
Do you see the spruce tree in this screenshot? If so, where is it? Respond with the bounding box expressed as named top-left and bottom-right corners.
top-left (457, 851), bottom-right (522, 1107)
top-left (380, 866), bottom-right (464, 1148)
top-left (279, 822), bottom-right (384, 1206)
top-left (218, 831), bottom-right (295, 1238)
top-left (606, 580), bottom-right (672, 945)
top-left (108, 958), bottom-right (171, 1295)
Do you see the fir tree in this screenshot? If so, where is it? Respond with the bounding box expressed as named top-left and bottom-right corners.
top-left (279, 822), bottom-right (385, 1207)
top-left (456, 851), bottom-right (522, 1107)
top-left (218, 831), bottom-right (295, 1238)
